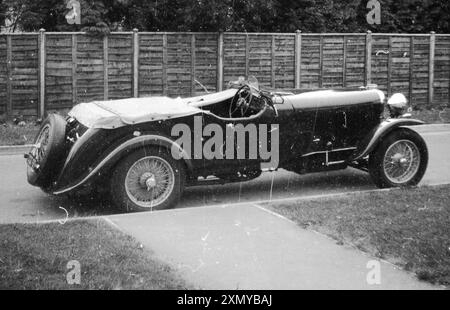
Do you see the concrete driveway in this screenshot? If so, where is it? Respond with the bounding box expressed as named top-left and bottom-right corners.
top-left (106, 204), bottom-right (437, 289)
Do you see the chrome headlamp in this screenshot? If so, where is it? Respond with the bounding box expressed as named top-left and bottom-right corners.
top-left (387, 93), bottom-right (411, 118)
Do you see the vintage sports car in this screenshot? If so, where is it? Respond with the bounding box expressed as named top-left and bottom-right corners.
top-left (26, 77), bottom-right (428, 212)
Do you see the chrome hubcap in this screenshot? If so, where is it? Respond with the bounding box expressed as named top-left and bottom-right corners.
top-left (125, 156), bottom-right (175, 208)
top-left (139, 172), bottom-right (157, 190)
top-left (383, 140), bottom-right (421, 184)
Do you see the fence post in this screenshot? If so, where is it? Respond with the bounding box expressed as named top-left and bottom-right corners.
top-left (271, 35), bottom-right (276, 88)
top-left (162, 33), bottom-right (168, 96)
top-left (319, 35), bottom-right (324, 88)
top-left (217, 32), bottom-right (224, 91)
top-left (245, 34), bottom-right (249, 78)
top-left (387, 36), bottom-right (392, 96)
top-left (6, 35), bottom-right (12, 118)
top-left (429, 31), bottom-right (435, 106)
top-left (409, 36), bottom-right (414, 105)
top-left (365, 30), bottom-right (372, 86)
top-left (133, 29), bottom-right (139, 98)
top-left (71, 34), bottom-right (77, 105)
top-left (295, 30), bottom-right (301, 89)
top-left (343, 35), bottom-right (347, 87)
top-left (191, 34), bottom-right (196, 96)
top-left (103, 35), bottom-right (109, 100)
top-left (38, 29), bottom-right (46, 118)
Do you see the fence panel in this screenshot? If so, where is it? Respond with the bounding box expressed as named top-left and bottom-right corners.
top-left (194, 33), bottom-right (218, 93)
top-left (345, 35), bottom-right (366, 88)
top-left (139, 33), bottom-right (164, 97)
top-left (274, 34), bottom-right (295, 89)
top-left (76, 35), bottom-right (104, 103)
top-left (108, 34), bottom-right (133, 100)
top-left (434, 36), bottom-right (450, 106)
top-left (300, 35), bottom-right (321, 89)
top-left (166, 34), bottom-right (192, 97)
top-left (8, 35), bottom-right (39, 117)
top-left (45, 34), bottom-right (73, 112)
top-left (322, 35), bottom-right (345, 88)
top-left (390, 36), bottom-right (411, 97)
top-left (0, 31), bottom-right (449, 118)
top-left (223, 33), bottom-right (247, 90)
top-left (410, 36), bottom-right (430, 107)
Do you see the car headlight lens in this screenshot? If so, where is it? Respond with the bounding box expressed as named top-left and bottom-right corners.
top-left (387, 93), bottom-right (409, 117)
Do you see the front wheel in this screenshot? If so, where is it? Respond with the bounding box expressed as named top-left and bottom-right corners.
top-left (369, 129), bottom-right (428, 188)
top-left (110, 147), bottom-right (185, 212)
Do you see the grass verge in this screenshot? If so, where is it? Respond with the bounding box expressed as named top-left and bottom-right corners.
top-left (412, 108), bottom-right (450, 124)
top-left (0, 219), bottom-right (193, 290)
top-left (265, 185), bottom-right (450, 287)
top-left (0, 123), bottom-right (40, 146)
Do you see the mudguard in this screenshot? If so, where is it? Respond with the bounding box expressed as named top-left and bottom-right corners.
top-left (52, 134), bottom-right (193, 195)
top-left (351, 118), bottom-right (425, 161)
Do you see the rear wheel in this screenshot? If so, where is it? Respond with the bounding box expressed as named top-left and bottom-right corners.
top-left (369, 129), bottom-right (428, 188)
top-left (26, 114), bottom-right (67, 189)
top-left (110, 147), bottom-right (185, 212)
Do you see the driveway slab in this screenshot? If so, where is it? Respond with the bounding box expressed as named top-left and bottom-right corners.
top-left (106, 204), bottom-right (437, 290)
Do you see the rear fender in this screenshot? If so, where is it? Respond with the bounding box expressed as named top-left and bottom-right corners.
top-left (53, 134), bottom-right (193, 195)
top-left (351, 118), bottom-right (425, 161)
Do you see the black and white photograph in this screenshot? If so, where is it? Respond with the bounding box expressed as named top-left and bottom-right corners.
top-left (0, 0), bottom-right (449, 295)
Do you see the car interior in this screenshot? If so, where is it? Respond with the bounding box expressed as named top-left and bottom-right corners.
top-left (183, 88), bottom-right (268, 119)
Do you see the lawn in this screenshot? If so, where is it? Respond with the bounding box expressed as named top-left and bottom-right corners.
top-left (0, 123), bottom-right (40, 146)
top-left (264, 185), bottom-right (450, 287)
top-left (0, 219), bottom-right (193, 290)
top-left (412, 108), bottom-right (450, 124)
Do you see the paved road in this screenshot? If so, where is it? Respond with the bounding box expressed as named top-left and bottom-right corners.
top-left (1, 126), bottom-right (450, 224)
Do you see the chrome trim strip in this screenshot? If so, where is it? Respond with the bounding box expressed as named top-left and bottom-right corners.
top-left (53, 135), bottom-right (186, 195)
top-left (301, 147), bottom-right (357, 158)
top-left (327, 160), bottom-right (346, 166)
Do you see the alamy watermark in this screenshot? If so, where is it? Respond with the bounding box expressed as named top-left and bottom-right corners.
top-left (66, 0), bottom-right (81, 25)
top-left (170, 116), bottom-right (279, 169)
top-left (366, 260), bottom-right (381, 285)
top-left (66, 260), bottom-right (81, 285)
top-left (366, 0), bottom-right (381, 25)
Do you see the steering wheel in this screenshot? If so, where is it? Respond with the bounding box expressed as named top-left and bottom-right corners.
top-left (229, 85), bottom-right (253, 118)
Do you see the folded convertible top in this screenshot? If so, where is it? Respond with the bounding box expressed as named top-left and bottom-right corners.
top-left (69, 89), bottom-right (238, 129)
top-left (69, 96), bottom-right (201, 129)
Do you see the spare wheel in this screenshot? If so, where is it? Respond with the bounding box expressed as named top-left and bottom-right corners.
top-left (26, 114), bottom-right (67, 189)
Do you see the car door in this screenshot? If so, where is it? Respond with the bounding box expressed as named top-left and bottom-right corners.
top-left (200, 109), bottom-right (277, 175)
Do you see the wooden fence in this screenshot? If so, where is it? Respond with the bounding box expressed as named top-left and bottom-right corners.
top-left (0, 30), bottom-right (449, 118)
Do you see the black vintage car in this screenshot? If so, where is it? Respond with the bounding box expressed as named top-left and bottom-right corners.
top-left (26, 77), bottom-right (428, 212)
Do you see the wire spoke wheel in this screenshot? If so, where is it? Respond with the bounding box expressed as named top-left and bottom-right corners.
top-left (369, 129), bottom-right (428, 189)
top-left (28, 124), bottom-right (50, 168)
top-left (124, 156), bottom-right (175, 209)
top-left (26, 114), bottom-right (67, 189)
top-left (383, 140), bottom-right (420, 184)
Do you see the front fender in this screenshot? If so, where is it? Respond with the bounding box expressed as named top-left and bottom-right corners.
top-left (53, 134), bottom-right (193, 195)
top-left (351, 118), bottom-right (425, 161)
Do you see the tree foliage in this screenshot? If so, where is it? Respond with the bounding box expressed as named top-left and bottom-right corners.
top-left (1, 0), bottom-right (449, 34)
